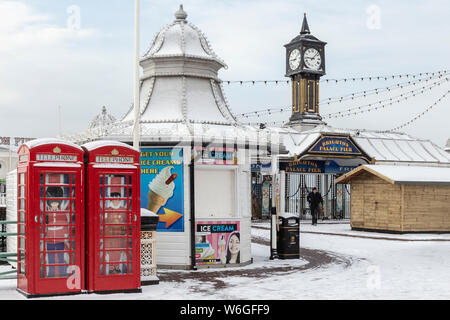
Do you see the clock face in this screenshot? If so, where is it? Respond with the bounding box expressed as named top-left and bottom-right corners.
top-left (289, 49), bottom-right (301, 70)
top-left (304, 48), bottom-right (322, 70)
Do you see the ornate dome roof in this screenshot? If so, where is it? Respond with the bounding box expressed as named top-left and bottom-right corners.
top-left (142, 4), bottom-right (227, 68)
top-left (89, 106), bottom-right (116, 129)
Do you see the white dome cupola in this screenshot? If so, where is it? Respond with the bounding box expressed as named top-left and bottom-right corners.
top-left (122, 4), bottom-right (236, 126)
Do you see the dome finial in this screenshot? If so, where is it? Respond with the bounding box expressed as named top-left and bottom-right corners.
top-left (175, 4), bottom-right (187, 21)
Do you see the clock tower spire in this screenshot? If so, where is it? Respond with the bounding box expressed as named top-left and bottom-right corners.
top-left (285, 13), bottom-right (327, 131)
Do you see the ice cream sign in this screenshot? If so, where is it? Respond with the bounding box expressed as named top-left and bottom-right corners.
top-left (195, 221), bottom-right (240, 265)
top-left (193, 146), bottom-right (237, 165)
top-left (140, 148), bottom-right (184, 232)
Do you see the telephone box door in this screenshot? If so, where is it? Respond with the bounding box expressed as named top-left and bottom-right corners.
top-left (34, 168), bottom-right (83, 294)
top-left (93, 170), bottom-right (140, 291)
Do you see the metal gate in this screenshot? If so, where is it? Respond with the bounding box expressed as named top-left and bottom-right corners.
top-left (285, 173), bottom-right (350, 220)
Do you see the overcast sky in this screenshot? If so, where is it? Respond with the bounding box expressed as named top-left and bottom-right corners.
top-left (0, 0), bottom-right (449, 147)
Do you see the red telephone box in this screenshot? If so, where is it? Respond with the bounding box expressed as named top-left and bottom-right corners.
top-left (82, 141), bottom-right (141, 293)
top-left (16, 138), bottom-right (85, 297)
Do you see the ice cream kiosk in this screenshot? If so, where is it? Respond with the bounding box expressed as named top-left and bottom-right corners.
top-left (16, 138), bottom-right (85, 297)
top-left (82, 141), bottom-right (141, 293)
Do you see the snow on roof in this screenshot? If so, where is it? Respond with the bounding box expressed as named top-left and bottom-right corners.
top-left (82, 140), bottom-right (138, 152)
top-left (142, 5), bottom-right (226, 68)
top-left (92, 164), bottom-right (137, 169)
top-left (114, 5), bottom-right (249, 140)
top-left (335, 164), bottom-right (450, 185)
top-left (34, 162), bottom-right (81, 168)
top-left (24, 138), bottom-right (83, 151)
top-left (277, 124), bottom-right (450, 165)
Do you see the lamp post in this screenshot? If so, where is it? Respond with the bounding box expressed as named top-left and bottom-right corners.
top-left (133, 0), bottom-right (141, 149)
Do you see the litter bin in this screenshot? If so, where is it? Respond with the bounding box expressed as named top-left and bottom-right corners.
top-left (140, 208), bottom-right (159, 285)
top-left (277, 212), bottom-right (300, 259)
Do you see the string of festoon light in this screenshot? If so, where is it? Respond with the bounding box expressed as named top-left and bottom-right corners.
top-left (321, 72), bottom-right (448, 105)
top-left (242, 120), bottom-right (288, 127)
top-left (382, 89), bottom-right (450, 132)
top-left (223, 70), bottom-right (449, 86)
top-left (236, 75), bottom-right (448, 120)
top-left (323, 76), bottom-right (450, 119)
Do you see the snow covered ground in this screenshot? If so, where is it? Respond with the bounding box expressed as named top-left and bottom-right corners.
top-left (1, 222), bottom-right (449, 300)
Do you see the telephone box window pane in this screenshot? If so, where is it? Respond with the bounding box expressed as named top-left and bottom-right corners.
top-left (19, 186), bottom-right (25, 197)
top-left (71, 187), bottom-right (75, 198)
top-left (45, 186), bottom-right (64, 199)
top-left (45, 212), bottom-right (70, 225)
top-left (40, 187), bottom-right (44, 198)
top-left (19, 237), bottom-right (25, 249)
top-left (105, 238), bottom-right (127, 250)
top-left (100, 264), bottom-right (104, 275)
top-left (105, 251), bottom-right (127, 263)
top-left (100, 187), bottom-right (103, 198)
top-left (105, 212), bottom-right (127, 224)
top-left (20, 173), bottom-right (25, 185)
top-left (128, 188), bottom-right (132, 198)
top-left (128, 176), bottom-right (132, 185)
top-left (19, 212), bottom-right (25, 222)
top-left (105, 225), bottom-right (127, 237)
top-left (71, 174), bottom-right (75, 185)
top-left (105, 187), bottom-right (127, 199)
top-left (46, 266), bottom-right (69, 278)
top-left (100, 200), bottom-right (103, 210)
top-left (45, 173), bottom-right (70, 185)
top-left (100, 175), bottom-right (104, 185)
top-left (40, 173), bottom-right (44, 185)
top-left (70, 253), bottom-right (76, 265)
top-left (19, 224), bottom-right (25, 235)
top-left (62, 187), bottom-right (70, 197)
top-left (105, 261), bottom-right (128, 275)
top-left (19, 199), bottom-right (25, 210)
top-left (72, 201), bottom-right (75, 211)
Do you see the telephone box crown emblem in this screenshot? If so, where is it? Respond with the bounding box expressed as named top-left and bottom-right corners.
top-left (111, 149), bottom-right (119, 156)
top-left (53, 146), bottom-right (61, 154)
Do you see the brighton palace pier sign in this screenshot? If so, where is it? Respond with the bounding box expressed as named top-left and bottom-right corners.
top-left (308, 135), bottom-right (363, 156)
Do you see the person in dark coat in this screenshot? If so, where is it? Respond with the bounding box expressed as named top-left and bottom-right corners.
top-left (307, 187), bottom-right (323, 226)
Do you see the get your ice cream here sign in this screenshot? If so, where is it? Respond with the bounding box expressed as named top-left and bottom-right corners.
top-left (140, 148), bottom-right (184, 232)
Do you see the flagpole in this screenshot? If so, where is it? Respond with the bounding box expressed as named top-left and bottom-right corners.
top-left (133, 0), bottom-right (141, 149)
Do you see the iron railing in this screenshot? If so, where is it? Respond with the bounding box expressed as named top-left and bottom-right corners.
top-left (0, 219), bottom-right (17, 279)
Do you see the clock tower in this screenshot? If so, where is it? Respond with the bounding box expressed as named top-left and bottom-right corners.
top-left (285, 14), bottom-right (327, 131)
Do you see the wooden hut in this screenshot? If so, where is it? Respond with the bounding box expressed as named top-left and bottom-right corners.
top-left (335, 165), bottom-right (450, 233)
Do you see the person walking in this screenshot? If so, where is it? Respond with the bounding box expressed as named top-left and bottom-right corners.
top-left (307, 187), bottom-right (323, 226)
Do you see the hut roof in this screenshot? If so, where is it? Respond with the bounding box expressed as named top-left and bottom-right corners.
top-left (335, 164), bottom-right (450, 185)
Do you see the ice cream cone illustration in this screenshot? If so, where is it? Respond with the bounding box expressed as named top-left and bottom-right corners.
top-left (219, 235), bottom-right (225, 255)
top-left (147, 166), bottom-right (178, 213)
top-left (200, 246), bottom-right (216, 263)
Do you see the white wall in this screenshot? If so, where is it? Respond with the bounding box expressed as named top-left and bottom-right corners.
top-left (155, 146), bottom-right (253, 268)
